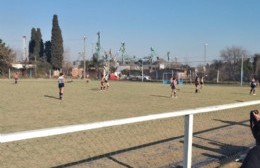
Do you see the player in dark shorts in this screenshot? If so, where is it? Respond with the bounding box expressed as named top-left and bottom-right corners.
top-left (200, 76), bottom-right (204, 89)
top-left (170, 76), bottom-right (177, 98)
top-left (194, 76), bottom-right (200, 93)
top-left (14, 72), bottom-right (18, 84)
top-left (104, 79), bottom-right (109, 91)
top-left (57, 73), bottom-right (65, 99)
top-left (86, 73), bottom-right (90, 83)
top-left (250, 78), bottom-right (257, 95)
top-left (100, 75), bottom-right (105, 91)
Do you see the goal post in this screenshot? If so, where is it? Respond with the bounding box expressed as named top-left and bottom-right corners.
top-left (162, 72), bottom-right (173, 84)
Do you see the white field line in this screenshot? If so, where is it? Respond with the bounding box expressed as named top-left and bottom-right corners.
top-left (1, 100), bottom-right (260, 143)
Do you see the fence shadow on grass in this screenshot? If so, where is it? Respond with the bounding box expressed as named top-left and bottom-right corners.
top-left (190, 119), bottom-right (252, 167)
top-left (191, 135), bottom-right (249, 167)
top-left (52, 135), bottom-right (183, 168)
top-left (52, 119), bottom-right (252, 168)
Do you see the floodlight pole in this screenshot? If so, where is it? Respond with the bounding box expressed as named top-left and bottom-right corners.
top-left (142, 59), bottom-right (144, 82)
top-left (83, 36), bottom-right (86, 79)
top-left (22, 35), bottom-right (27, 61)
top-left (204, 43), bottom-right (208, 65)
top-left (241, 54), bottom-right (244, 86)
top-left (35, 55), bottom-right (37, 77)
top-left (204, 43), bottom-right (208, 73)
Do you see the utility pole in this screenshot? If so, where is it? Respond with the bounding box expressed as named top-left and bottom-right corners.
top-left (35, 55), bottom-right (37, 77)
top-left (204, 43), bottom-right (208, 72)
top-left (96, 32), bottom-right (101, 61)
top-left (204, 43), bottom-right (208, 64)
top-left (150, 47), bottom-right (155, 64)
top-left (120, 42), bottom-right (125, 65)
top-left (22, 36), bottom-right (27, 61)
top-left (167, 51), bottom-right (170, 69)
top-left (142, 59), bottom-right (144, 82)
top-left (83, 36), bottom-right (86, 79)
top-left (241, 54), bottom-right (244, 86)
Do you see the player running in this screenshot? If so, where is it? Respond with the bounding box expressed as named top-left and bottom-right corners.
top-left (250, 78), bottom-right (257, 95)
top-left (195, 76), bottom-right (200, 93)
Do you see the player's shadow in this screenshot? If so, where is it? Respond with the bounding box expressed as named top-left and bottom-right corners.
top-left (150, 94), bottom-right (171, 98)
top-left (44, 95), bottom-right (60, 100)
top-left (90, 88), bottom-right (100, 91)
top-left (231, 92), bottom-right (247, 95)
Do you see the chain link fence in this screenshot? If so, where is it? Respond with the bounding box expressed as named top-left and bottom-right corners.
top-left (1, 104), bottom-right (258, 168)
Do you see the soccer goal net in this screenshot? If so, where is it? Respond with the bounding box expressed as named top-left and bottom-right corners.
top-left (162, 72), bottom-right (173, 84)
top-left (1, 100), bottom-right (260, 168)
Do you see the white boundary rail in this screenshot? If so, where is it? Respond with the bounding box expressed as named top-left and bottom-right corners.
top-left (1, 100), bottom-right (260, 168)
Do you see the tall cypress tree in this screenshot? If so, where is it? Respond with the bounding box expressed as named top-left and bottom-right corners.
top-left (44, 41), bottom-right (52, 63)
top-left (51, 14), bottom-right (64, 70)
top-left (36, 28), bottom-right (44, 59)
top-left (29, 28), bottom-right (43, 62)
top-left (28, 28), bottom-right (36, 62)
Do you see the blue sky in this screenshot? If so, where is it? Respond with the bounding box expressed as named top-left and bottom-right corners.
top-left (1, 0), bottom-right (260, 66)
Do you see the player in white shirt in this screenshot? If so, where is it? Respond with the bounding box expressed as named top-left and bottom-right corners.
top-left (58, 73), bottom-right (65, 99)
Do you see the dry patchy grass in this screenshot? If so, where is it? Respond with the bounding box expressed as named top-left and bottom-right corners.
top-left (0, 79), bottom-right (259, 167)
top-left (1, 79), bottom-right (259, 133)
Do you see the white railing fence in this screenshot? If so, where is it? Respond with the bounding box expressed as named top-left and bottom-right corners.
top-left (1, 100), bottom-right (260, 167)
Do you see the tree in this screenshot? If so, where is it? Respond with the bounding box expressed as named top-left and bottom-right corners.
top-left (243, 58), bottom-right (254, 81)
top-left (220, 46), bottom-right (248, 81)
top-left (28, 28), bottom-right (36, 62)
top-left (92, 53), bottom-right (102, 79)
top-left (44, 41), bottom-right (51, 63)
top-left (51, 14), bottom-right (64, 70)
top-left (28, 28), bottom-right (43, 62)
top-left (253, 54), bottom-right (260, 79)
top-left (0, 39), bottom-right (15, 75)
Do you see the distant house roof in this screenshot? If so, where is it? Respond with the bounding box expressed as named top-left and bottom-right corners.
top-left (152, 58), bottom-right (167, 65)
top-left (11, 63), bottom-right (34, 69)
top-left (11, 64), bottom-right (23, 69)
top-left (115, 65), bottom-right (130, 72)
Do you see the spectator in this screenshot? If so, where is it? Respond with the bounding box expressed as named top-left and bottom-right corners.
top-left (241, 110), bottom-right (260, 167)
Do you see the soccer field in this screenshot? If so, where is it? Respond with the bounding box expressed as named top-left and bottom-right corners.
top-left (1, 79), bottom-right (259, 167)
top-left (0, 79), bottom-right (258, 133)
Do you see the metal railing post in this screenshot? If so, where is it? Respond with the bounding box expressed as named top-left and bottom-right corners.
top-left (183, 114), bottom-right (194, 168)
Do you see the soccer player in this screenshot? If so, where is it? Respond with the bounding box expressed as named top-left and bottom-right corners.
top-left (250, 78), bottom-right (257, 95)
top-left (200, 76), bottom-right (204, 89)
top-left (86, 73), bottom-right (90, 83)
top-left (57, 72), bottom-right (65, 100)
top-left (104, 79), bottom-right (109, 91)
top-left (194, 76), bottom-right (200, 93)
top-left (14, 72), bottom-right (18, 84)
top-left (170, 76), bottom-right (177, 98)
top-left (100, 75), bottom-right (105, 91)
